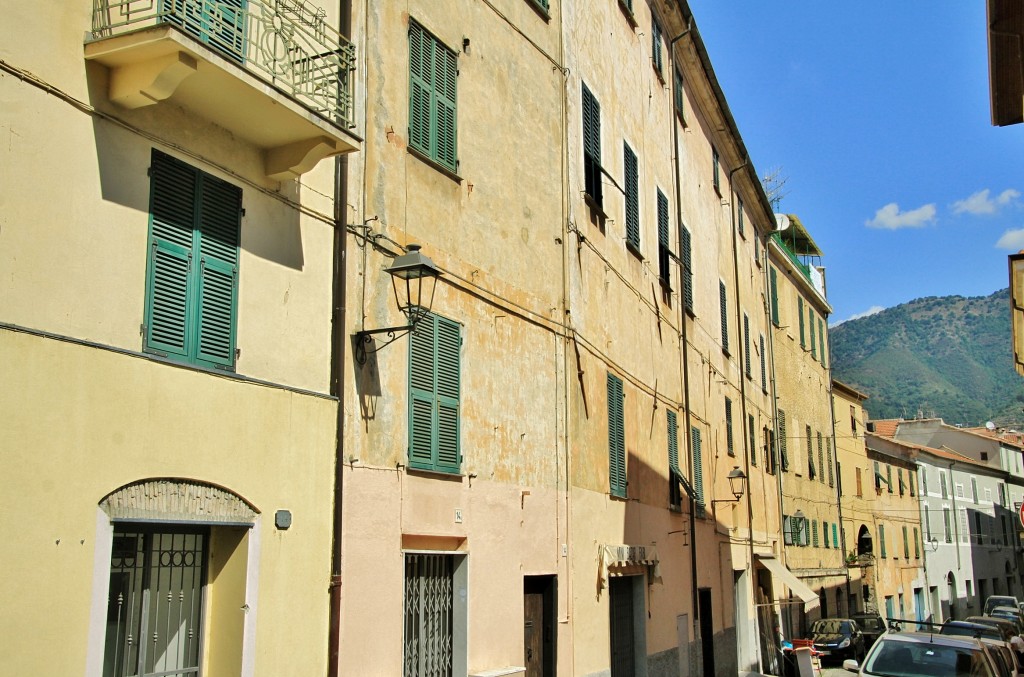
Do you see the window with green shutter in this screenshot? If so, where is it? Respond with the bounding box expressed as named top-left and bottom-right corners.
top-left (748, 414), bottom-right (757, 467)
top-left (144, 149), bottom-right (240, 371)
top-left (712, 147), bottom-right (721, 194)
top-left (823, 521), bottom-right (830, 548)
top-left (608, 373), bottom-right (626, 498)
top-left (812, 520), bottom-right (819, 547)
top-left (902, 525), bottom-right (909, 559)
top-left (817, 432), bottom-right (824, 484)
top-left (681, 225), bottom-right (694, 313)
top-left (668, 410), bottom-right (681, 509)
top-left (527, 0), bottom-right (549, 13)
top-left (725, 398), bottom-right (734, 456)
top-left (743, 313), bottom-right (751, 378)
top-left (623, 143), bottom-right (639, 250)
top-left (798, 296), bottom-right (805, 348)
top-left (818, 317), bottom-right (826, 367)
top-left (833, 523), bottom-right (839, 548)
top-left (719, 281), bottom-right (729, 354)
top-left (409, 21), bottom-right (458, 173)
top-left (826, 438), bottom-right (834, 487)
top-left (408, 312), bottom-right (462, 473)
top-left (778, 409), bottom-right (788, 471)
top-left (737, 198), bottom-right (745, 238)
top-left (582, 83), bottom-right (603, 208)
top-left (806, 425), bottom-right (815, 478)
top-left (759, 334), bottom-right (767, 392)
top-left (769, 267), bottom-right (779, 325)
top-left (809, 308), bottom-right (817, 358)
top-left (657, 189), bottom-right (670, 288)
top-left (692, 426), bottom-right (704, 517)
top-left (673, 68), bottom-right (685, 123)
top-left (914, 527), bottom-right (920, 558)
top-left (651, 18), bottom-right (663, 76)
top-left (879, 524), bottom-right (887, 558)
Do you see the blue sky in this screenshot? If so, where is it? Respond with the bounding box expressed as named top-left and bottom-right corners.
top-left (686, 1), bottom-right (1024, 324)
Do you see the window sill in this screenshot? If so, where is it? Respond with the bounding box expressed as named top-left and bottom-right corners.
top-left (626, 241), bottom-right (643, 260)
top-left (408, 146), bottom-right (463, 184)
top-left (407, 466), bottom-right (465, 482)
top-left (526, 0), bottom-right (551, 21)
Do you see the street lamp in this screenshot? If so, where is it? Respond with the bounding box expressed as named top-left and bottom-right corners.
top-left (712, 467), bottom-right (748, 504)
top-left (354, 244), bottom-right (442, 363)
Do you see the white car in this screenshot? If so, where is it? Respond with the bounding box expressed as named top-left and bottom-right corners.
top-left (843, 629), bottom-right (1001, 676)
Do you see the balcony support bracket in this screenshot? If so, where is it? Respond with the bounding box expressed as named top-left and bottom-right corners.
top-left (265, 136), bottom-right (341, 181)
top-left (109, 51), bottom-right (198, 109)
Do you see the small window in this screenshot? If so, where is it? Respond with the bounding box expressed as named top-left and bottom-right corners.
top-left (681, 225), bottom-right (694, 313)
top-left (743, 314), bottom-right (751, 378)
top-left (748, 414), bottom-right (757, 467)
top-left (806, 425), bottom-right (815, 479)
top-left (409, 21), bottom-right (459, 173)
top-left (608, 372), bottom-right (626, 498)
top-left (651, 18), bottom-right (663, 76)
top-left (798, 296), bottom-right (805, 348)
top-left (668, 410), bottom-right (681, 509)
top-left (769, 267), bottom-right (780, 326)
top-left (527, 0), bottom-right (549, 13)
top-left (809, 307), bottom-right (817, 358)
top-left (759, 334), bottom-right (767, 392)
top-left (657, 189), bottom-right (670, 288)
top-left (692, 426), bottom-right (705, 517)
top-left (778, 410), bottom-right (789, 471)
top-left (737, 197), bottom-right (745, 238)
top-left (673, 68), bottom-right (685, 123)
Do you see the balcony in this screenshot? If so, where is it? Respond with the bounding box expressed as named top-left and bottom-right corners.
top-left (87, 0), bottom-right (360, 180)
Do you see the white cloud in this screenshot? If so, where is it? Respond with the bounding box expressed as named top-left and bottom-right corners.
top-left (952, 188), bottom-right (1021, 215)
top-left (834, 306), bottom-right (885, 326)
top-left (865, 202), bottom-right (936, 229)
top-left (996, 228), bottom-right (1024, 251)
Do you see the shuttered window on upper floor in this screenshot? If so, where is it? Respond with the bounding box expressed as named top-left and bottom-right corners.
top-left (668, 410), bottom-right (681, 509)
top-left (144, 149), bottom-right (240, 371)
top-left (608, 372), bottom-right (626, 498)
top-left (692, 426), bottom-right (705, 518)
top-left (623, 143), bottom-right (639, 250)
top-left (719, 281), bottom-right (729, 354)
top-left (409, 21), bottom-right (458, 173)
top-left (769, 267), bottom-right (779, 325)
top-left (657, 189), bottom-right (670, 288)
top-left (582, 83), bottom-right (603, 208)
top-left (681, 225), bottom-right (694, 313)
top-left (725, 398), bottom-right (734, 456)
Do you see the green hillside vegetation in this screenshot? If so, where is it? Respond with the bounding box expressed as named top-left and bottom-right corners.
top-left (829, 288), bottom-right (1024, 427)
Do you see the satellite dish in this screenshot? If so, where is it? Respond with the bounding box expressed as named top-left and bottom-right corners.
top-left (774, 214), bottom-right (791, 232)
top-left (986, 421), bottom-right (996, 431)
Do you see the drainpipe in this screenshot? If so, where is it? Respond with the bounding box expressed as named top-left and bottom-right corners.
top-left (727, 159), bottom-right (760, 672)
top-left (669, 15), bottom-right (699, 660)
top-left (327, 1), bottom-right (352, 674)
top-left (825, 340), bottom-right (852, 613)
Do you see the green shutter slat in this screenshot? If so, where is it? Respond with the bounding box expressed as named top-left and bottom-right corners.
top-left (624, 144), bottom-right (639, 248)
top-left (769, 267), bottom-right (779, 325)
top-left (409, 23), bottom-right (432, 156)
top-left (833, 523), bottom-right (838, 548)
top-left (409, 394), bottom-right (435, 467)
top-left (608, 373), bottom-right (626, 497)
top-left (880, 524), bottom-right (887, 558)
top-left (146, 244), bottom-right (192, 357)
top-left (673, 69), bottom-right (684, 118)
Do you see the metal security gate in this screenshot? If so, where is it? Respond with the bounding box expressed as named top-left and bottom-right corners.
top-left (104, 527), bottom-right (206, 677)
top-left (404, 554), bottom-right (454, 677)
top-left (609, 577), bottom-right (635, 677)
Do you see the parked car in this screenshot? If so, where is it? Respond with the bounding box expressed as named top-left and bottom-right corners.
top-left (809, 617), bottom-right (866, 663)
top-left (850, 611), bottom-right (886, 648)
top-left (941, 622), bottom-right (1020, 676)
top-left (842, 630), bottom-right (1000, 676)
top-left (967, 616), bottom-right (1020, 643)
top-left (986, 596), bottom-right (1021, 616)
top-left (991, 606), bottom-right (1024, 633)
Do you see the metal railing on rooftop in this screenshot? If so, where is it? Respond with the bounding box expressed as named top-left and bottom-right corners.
top-left (90, 0), bottom-right (355, 130)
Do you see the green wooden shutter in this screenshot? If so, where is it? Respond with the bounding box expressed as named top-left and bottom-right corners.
top-left (737, 198), bottom-right (745, 237)
top-left (195, 172), bottom-right (240, 369)
top-left (408, 22), bottom-right (432, 157)
top-left (817, 432), bottom-right (824, 484)
top-left (903, 526), bottom-right (909, 558)
top-left (673, 68), bottom-right (684, 120)
top-left (435, 316), bottom-right (461, 471)
top-left (812, 520), bottom-right (818, 547)
top-left (826, 438), bottom-right (834, 487)
top-left (914, 528), bottom-right (920, 558)
top-left (778, 409), bottom-right (788, 471)
top-left (719, 281), bottom-right (729, 353)
top-left (725, 398), bottom-right (734, 456)
top-left (651, 20), bottom-right (662, 74)
top-left (818, 318), bottom-right (826, 367)
top-left (748, 414), bottom-right (757, 466)
top-left (743, 314), bottom-right (751, 377)
top-left (433, 42), bottom-right (458, 171)
top-left (623, 143), bottom-right (639, 248)
top-left (806, 425), bottom-right (814, 478)
top-left (759, 335), bottom-right (767, 391)
top-left (608, 373), bottom-right (626, 498)
top-left (681, 226), bottom-right (693, 311)
top-left (833, 523), bottom-right (838, 548)
top-left (408, 316), bottom-right (437, 469)
top-left (146, 152), bottom-right (197, 361)
top-left (769, 267), bottom-right (779, 325)
top-left (692, 426), bottom-right (704, 516)
top-left (823, 521), bottom-right (829, 548)
top-left (809, 308), bottom-right (817, 358)
top-left (879, 524), bottom-right (887, 558)
top-left (667, 410), bottom-right (680, 474)
top-left (657, 189), bottom-right (670, 285)
top-left (582, 84), bottom-right (602, 206)
top-left (798, 296), bottom-right (805, 347)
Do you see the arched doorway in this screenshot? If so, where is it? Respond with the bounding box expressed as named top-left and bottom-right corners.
top-left (946, 572), bottom-right (957, 620)
top-left (857, 525), bottom-right (873, 556)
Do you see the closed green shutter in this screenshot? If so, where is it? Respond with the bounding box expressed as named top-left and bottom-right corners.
top-left (409, 21), bottom-right (458, 172)
top-left (651, 20), bottom-right (662, 75)
top-left (798, 296), bottom-right (805, 347)
top-left (681, 226), bottom-right (693, 312)
top-left (759, 335), bottom-right (767, 391)
top-left (823, 521), bottom-right (830, 548)
top-left (818, 318), bottom-right (826, 367)
top-left (809, 308), bottom-right (817, 358)
top-left (748, 414), bottom-right (757, 466)
top-left (145, 150), bottom-right (239, 370)
top-left (673, 68), bottom-right (685, 121)
top-left (668, 410), bottom-right (680, 507)
top-left (879, 524), bottom-right (887, 558)
top-left (657, 189), bottom-right (670, 285)
top-left (743, 314), bottom-right (751, 377)
top-left (725, 398), bottom-right (734, 456)
top-left (408, 313), bottom-right (461, 472)
top-left (914, 527), bottom-right (920, 558)
top-left (608, 373), bottom-right (626, 498)
top-left (826, 438), bottom-right (834, 487)
top-left (769, 267), bottom-right (779, 325)
top-left (806, 425), bottom-right (814, 478)
top-left (719, 281), bottom-right (729, 353)
top-left (737, 198), bottom-right (745, 237)
top-left (817, 432), bottom-right (824, 484)
top-left (902, 526), bottom-right (909, 558)
top-left (833, 523), bottom-right (838, 548)
top-left (692, 426), bottom-right (704, 516)
top-left (624, 143), bottom-right (639, 248)
top-left (812, 520), bottom-right (818, 547)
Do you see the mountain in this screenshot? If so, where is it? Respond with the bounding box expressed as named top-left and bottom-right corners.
top-left (829, 289), bottom-right (1024, 427)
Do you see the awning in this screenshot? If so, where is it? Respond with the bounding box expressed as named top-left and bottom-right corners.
top-left (757, 555), bottom-right (819, 608)
top-left (598, 544), bottom-right (661, 591)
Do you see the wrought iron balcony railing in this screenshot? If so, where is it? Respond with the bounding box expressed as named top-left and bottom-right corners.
top-left (90, 0), bottom-right (355, 130)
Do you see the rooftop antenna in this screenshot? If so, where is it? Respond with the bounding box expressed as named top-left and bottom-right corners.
top-left (762, 166), bottom-right (790, 211)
